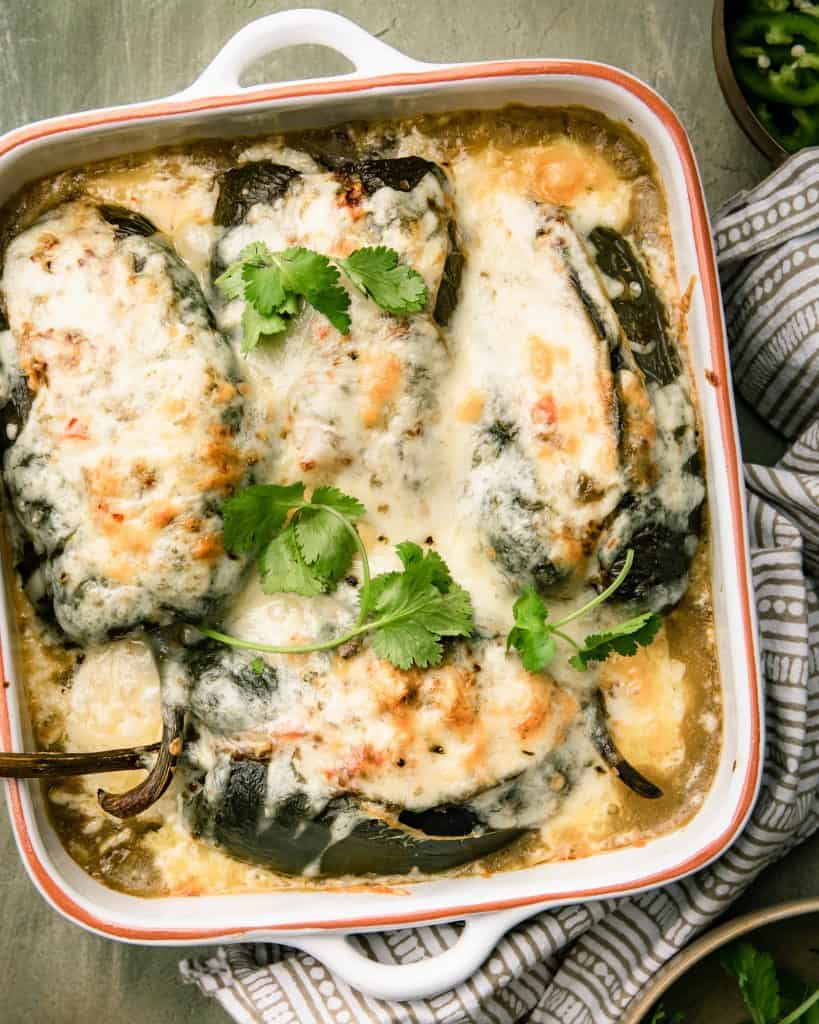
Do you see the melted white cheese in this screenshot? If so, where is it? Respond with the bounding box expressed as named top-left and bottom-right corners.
top-left (2, 201), bottom-right (251, 641)
top-left (0, 119), bottom-right (719, 894)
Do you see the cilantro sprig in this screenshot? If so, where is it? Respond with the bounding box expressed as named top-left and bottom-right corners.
top-left (335, 246), bottom-right (427, 316)
top-left (505, 550), bottom-right (661, 674)
top-left (720, 941), bottom-right (819, 1024)
top-left (648, 941), bottom-right (819, 1024)
top-left (201, 484), bottom-right (473, 670)
top-left (223, 482), bottom-right (367, 597)
top-left (722, 942), bottom-right (782, 1024)
top-left (215, 241), bottom-right (428, 353)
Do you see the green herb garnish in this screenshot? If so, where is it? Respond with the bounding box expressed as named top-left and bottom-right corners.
top-left (203, 484), bottom-right (473, 670)
top-left (653, 941), bottom-right (819, 1024)
top-left (721, 941), bottom-right (819, 1024)
top-left (335, 246), bottom-right (428, 317)
top-left (722, 942), bottom-right (782, 1024)
top-left (215, 241), bottom-right (428, 353)
top-left (648, 1005), bottom-right (685, 1024)
top-left (505, 550), bottom-right (661, 674)
top-left (224, 482), bottom-right (366, 596)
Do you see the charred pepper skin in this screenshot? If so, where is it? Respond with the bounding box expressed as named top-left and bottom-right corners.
top-left (588, 227), bottom-right (680, 387)
top-left (213, 163), bottom-right (301, 228)
top-left (185, 758), bottom-right (526, 877)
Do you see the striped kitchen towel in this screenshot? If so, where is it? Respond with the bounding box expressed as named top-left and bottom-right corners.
top-left (180, 154), bottom-right (819, 1024)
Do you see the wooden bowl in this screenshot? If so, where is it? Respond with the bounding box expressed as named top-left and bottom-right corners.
top-left (625, 898), bottom-right (819, 1023)
top-left (712, 0), bottom-right (789, 163)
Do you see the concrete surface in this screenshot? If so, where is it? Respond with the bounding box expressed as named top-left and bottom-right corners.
top-left (0, 1), bottom-right (814, 1021)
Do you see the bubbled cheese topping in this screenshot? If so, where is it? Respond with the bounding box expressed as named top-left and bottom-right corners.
top-left (2, 200), bottom-right (251, 641)
top-left (0, 109), bottom-right (722, 896)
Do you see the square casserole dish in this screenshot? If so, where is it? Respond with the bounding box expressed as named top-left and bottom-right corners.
top-left (0, 9), bottom-right (762, 1001)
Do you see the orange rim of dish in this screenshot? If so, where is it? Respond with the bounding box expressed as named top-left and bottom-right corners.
top-left (0, 59), bottom-right (760, 939)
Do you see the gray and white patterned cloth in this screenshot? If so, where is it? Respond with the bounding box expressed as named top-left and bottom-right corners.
top-left (181, 153), bottom-right (819, 1024)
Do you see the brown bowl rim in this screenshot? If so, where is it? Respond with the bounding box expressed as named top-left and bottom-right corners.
top-left (625, 897), bottom-right (819, 1023)
top-left (712, 0), bottom-right (789, 163)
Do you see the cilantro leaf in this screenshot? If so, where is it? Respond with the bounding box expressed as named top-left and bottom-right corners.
top-left (222, 483), bottom-right (305, 555)
top-left (506, 587), bottom-right (557, 673)
top-left (720, 942), bottom-right (781, 1024)
top-left (413, 583), bottom-right (474, 636)
top-left (241, 303), bottom-right (289, 353)
top-left (259, 527), bottom-right (326, 597)
top-left (215, 243), bottom-right (279, 304)
top-left (238, 241), bottom-right (273, 263)
top-left (396, 541), bottom-right (452, 592)
top-left (364, 552), bottom-right (472, 671)
top-left (504, 552), bottom-right (662, 675)
top-left (310, 486), bottom-right (367, 521)
top-left (568, 612), bottom-right (662, 672)
top-left (295, 487), bottom-right (365, 586)
top-left (214, 261), bottom-right (247, 301)
top-left (371, 620), bottom-right (443, 670)
top-left (242, 261), bottom-right (287, 315)
top-left (363, 550), bottom-right (474, 669)
top-left (276, 247), bottom-right (351, 333)
top-left (278, 293), bottom-right (301, 316)
top-left (363, 543), bottom-right (452, 617)
top-left (222, 481), bottom-right (365, 596)
top-left (337, 246), bottom-right (428, 317)
top-left (367, 565), bottom-right (432, 620)
top-left (208, 483), bottom-right (474, 671)
top-left (216, 241), bottom-right (427, 351)
top-left (360, 569), bottom-right (401, 614)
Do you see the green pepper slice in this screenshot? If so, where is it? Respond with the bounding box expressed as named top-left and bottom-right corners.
top-left (731, 13), bottom-right (819, 106)
top-left (755, 101), bottom-right (819, 150)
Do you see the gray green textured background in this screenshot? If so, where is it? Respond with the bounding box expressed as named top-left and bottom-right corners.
top-left (0, 1), bottom-right (814, 1020)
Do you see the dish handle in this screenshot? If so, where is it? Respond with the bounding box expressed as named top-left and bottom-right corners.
top-left (247, 903), bottom-right (543, 1002)
top-left (181, 8), bottom-right (432, 99)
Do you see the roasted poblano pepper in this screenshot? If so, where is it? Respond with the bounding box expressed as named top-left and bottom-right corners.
top-left (470, 209), bottom-right (702, 609)
top-left (588, 227), bottom-right (680, 386)
top-left (212, 156), bottom-right (463, 326)
top-left (588, 228), bottom-right (705, 608)
top-left (177, 642), bottom-right (593, 876)
top-left (1, 200), bottom-right (248, 643)
top-left (468, 208), bottom-right (638, 594)
top-left (185, 758), bottom-right (526, 877)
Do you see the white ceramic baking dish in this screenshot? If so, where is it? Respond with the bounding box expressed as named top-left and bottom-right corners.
top-left (0, 9), bottom-right (762, 1001)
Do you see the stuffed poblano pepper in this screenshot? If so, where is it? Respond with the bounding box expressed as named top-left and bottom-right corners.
top-left (589, 227), bottom-right (705, 607)
top-left (0, 200), bottom-right (251, 644)
top-left (463, 198), bottom-right (701, 610)
top-left (210, 155), bottom-right (462, 493)
top-left (177, 639), bottom-right (593, 875)
top-left (466, 204), bottom-right (642, 593)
